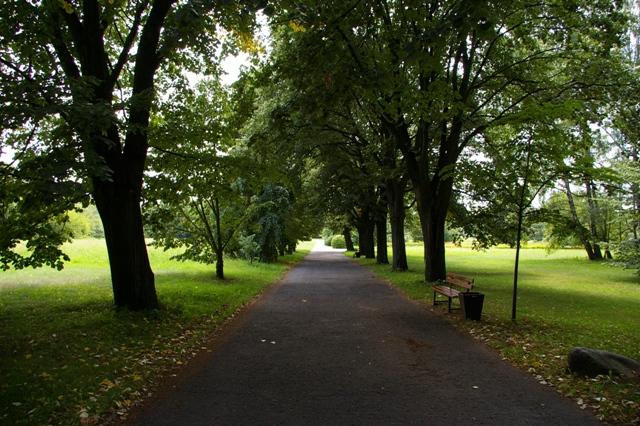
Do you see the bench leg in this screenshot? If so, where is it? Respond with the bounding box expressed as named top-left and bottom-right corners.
top-left (433, 291), bottom-right (437, 306)
top-left (447, 296), bottom-right (452, 313)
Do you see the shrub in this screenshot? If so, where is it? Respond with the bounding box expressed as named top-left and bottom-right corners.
top-left (238, 234), bottom-right (261, 263)
top-left (614, 239), bottom-right (640, 274)
top-left (321, 228), bottom-right (334, 246)
top-left (330, 235), bottom-right (346, 248)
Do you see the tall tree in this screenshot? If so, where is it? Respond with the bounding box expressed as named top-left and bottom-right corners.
top-left (0, 0), bottom-right (260, 308)
top-left (271, 0), bottom-right (626, 283)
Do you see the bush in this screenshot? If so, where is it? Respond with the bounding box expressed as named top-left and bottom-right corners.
top-left (330, 235), bottom-right (346, 248)
top-left (614, 239), bottom-right (640, 274)
top-left (321, 228), bottom-right (334, 246)
top-left (51, 210), bottom-right (90, 239)
top-left (238, 234), bottom-right (261, 263)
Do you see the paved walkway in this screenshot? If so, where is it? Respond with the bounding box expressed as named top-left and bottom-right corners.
top-left (131, 242), bottom-right (598, 425)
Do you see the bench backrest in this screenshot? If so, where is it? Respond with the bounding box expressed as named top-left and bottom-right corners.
top-left (446, 272), bottom-right (474, 291)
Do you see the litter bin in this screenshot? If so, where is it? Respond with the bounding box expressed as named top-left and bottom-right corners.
top-left (459, 292), bottom-right (485, 321)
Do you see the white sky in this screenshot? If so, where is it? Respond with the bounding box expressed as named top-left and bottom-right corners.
top-left (220, 52), bottom-right (251, 86)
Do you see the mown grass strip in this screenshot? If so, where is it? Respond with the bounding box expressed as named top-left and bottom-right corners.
top-left (349, 245), bottom-right (640, 425)
top-left (0, 239), bottom-right (312, 425)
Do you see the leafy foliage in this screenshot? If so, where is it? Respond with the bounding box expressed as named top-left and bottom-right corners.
top-left (330, 235), bottom-right (346, 249)
top-left (614, 239), bottom-right (640, 273)
top-left (145, 78), bottom-right (255, 278)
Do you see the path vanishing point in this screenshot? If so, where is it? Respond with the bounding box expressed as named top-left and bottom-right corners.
top-left (130, 241), bottom-right (599, 425)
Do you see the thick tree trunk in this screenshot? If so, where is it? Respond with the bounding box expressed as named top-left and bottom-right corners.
top-left (375, 216), bottom-right (389, 264)
top-left (419, 205), bottom-right (448, 282)
top-left (592, 243), bottom-right (603, 259)
top-left (94, 180), bottom-right (158, 310)
top-left (343, 227), bottom-right (355, 251)
top-left (357, 220), bottom-right (375, 258)
top-left (412, 173), bottom-right (452, 283)
top-left (386, 178), bottom-right (408, 271)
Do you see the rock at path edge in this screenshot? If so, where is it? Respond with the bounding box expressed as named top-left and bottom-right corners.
top-left (568, 347), bottom-right (640, 379)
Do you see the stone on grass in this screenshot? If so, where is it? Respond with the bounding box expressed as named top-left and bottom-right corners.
top-left (568, 347), bottom-right (640, 379)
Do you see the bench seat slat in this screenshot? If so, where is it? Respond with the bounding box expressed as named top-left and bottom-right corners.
top-left (433, 285), bottom-right (459, 298)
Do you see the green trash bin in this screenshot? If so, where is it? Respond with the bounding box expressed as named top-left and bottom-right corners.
top-left (459, 292), bottom-right (484, 321)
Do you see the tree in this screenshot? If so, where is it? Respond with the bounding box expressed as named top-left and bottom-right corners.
top-left (145, 79), bottom-right (254, 279)
top-left (0, 0), bottom-right (261, 309)
top-left (271, 0), bottom-right (627, 283)
top-left (461, 123), bottom-right (569, 320)
top-left (251, 184), bottom-right (293, 263)
top-left (257, 23), bottom-right (409, 266)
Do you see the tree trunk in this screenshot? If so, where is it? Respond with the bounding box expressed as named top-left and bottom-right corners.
top-left (357, 220), bottom-right (375, 258)
top-left (563, 178), bottom-right (597, 260)
top-left (94, 180), bottom-right (158, 310)
top-left (375, 216), bottom-right (389, 264)
top-left (584, 178), bottom-right (603, 260)
top-left (632, 144), bottom-right (640, 239)
top-left (386, 178), bottom-right (408, 271)
top-left (419, 204), bottom-right (448, 282)
top-left (343, 227), bottom-right (355, 251)
top-left (375, 187), bottom-right (389, 264)
top-left (592, 243), bottom-right (603, 259)
top-left (392, 118), bottom-right (455, 283)
top-left (213, 198), bottom-right (225, 279)
top-left (216, 254), bottom-right (224, 280)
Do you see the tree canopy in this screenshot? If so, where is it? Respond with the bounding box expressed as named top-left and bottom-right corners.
top-left (1, 0), bottom-right (639, 309)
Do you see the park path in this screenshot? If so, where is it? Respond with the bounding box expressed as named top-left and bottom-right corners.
top-left (131, 241), bottom-right (598, 425)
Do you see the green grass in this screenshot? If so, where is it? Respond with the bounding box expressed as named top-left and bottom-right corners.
top-left (350, 245), bottom-right (640, 424)
top-left (0, 239), bottom-right (312, 425)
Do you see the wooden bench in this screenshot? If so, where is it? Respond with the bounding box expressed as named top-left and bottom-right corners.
top-left (432, 272), bottom-right (474, 313)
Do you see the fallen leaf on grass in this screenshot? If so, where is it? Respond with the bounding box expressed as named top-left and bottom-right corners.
top-left (100, 379), bottom-right (115, 390)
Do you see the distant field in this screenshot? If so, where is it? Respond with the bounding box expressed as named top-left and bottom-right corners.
top-left (0, 239), bottom-right (313, 425)
top-left (351, 245), bottom-right (640, 424)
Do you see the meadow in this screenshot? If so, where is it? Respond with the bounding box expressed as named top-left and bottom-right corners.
top-left (351, 244), bottom-right (640, 424)
top-left (0, 239), bottom-right (312, 425)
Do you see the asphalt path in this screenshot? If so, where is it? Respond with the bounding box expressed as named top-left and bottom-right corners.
top-left (131, 241), bottom-right (599, 425)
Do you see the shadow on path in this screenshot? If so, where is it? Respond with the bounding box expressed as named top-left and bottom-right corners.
top-left (130, 243), bottom-right (598, 425)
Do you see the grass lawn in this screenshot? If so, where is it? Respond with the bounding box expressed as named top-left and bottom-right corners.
top-left (0, 239), bottom-right (312, 425)
top-left (350, 244), bottom-right (640, 425)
